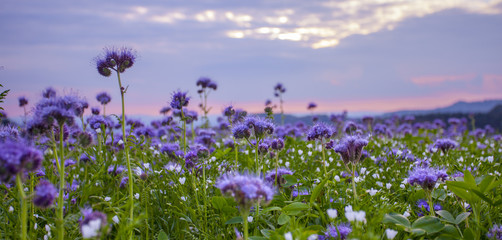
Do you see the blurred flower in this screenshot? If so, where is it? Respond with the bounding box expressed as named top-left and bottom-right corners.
top-left (433, 139), bottom-right (457, 154)
top-left (407, 166), bottom-right (448, 191)
top-left (79, 208), bottom-right (107, 239)
top-left (265, 167), bottom-right (293, 187)
top-left (486, 224), bottom-right (502, 240)
top-left (33, 180), bottom-right (57, 209)
top-left (334, 135), bottom-right (368, 165)
top-left (307, 122), bottom-right (334, 141)
top-left (385, 229), bottom-right (398, 239)
top-left (318, 223), bottom-right (351, 240)
top-left (96, 92), bottom-right (111, 105)
top-left (170, 91), bottom-right (190, 110)
top-left (18, 96), bottom-right (28, 107)
top-left (216, 172), bottom-right (275, 209)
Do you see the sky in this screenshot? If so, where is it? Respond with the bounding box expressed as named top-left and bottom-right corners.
top-left (1, 0), bottom-right (502, 118)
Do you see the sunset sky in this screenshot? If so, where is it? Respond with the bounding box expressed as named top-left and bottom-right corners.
top-left (1, 0), bottom-right (502, 118)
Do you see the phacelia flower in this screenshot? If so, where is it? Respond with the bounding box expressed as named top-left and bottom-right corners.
top-left (0, 141), bottom-right (43, 183)
top-left (42, 87), bottom-right (56, 98)
top-left (407, 166), bottom-right (448, 191)
top-left (270, 138), bottom-right (284, 150)
top-left (18, 97), bottom-right (28, 107)
top-left (170, 91), bottom-right (190, 110)
top-left (334, 135), bottom-right (369, 165)
top-left (80, 208), bottom-right (108, 239)
top-left (216, 172), bottom-right (275, 209)
top-left (223, 105), bottom-right (235, 118)
top-left (33, 180), bottom-right (57, 208)
top-left (96, 92), bottom-right (111, 105)
top-left (433, 139), bottom-right (457, 154)
top-left (232, 123), bottom-right (251, 139)
top-left (319, 223), bottom-right (352, 240)
top-left (274, 83), bottom-right (286, 94)
top-left (95, 47), bottom-right (136, 76)
top-left (307, 122), bottom-right (334, 141)
top-left (265, 168), bottom-right (293, 187)
top-left (243, 116), bottom-right (275, 139)
top-left (486, 224), bottom-right (502, 240)
top-left (307, 102), bottom-right (317, 110)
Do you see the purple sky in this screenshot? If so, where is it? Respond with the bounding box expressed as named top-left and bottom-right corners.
top-left (1, 0), bottom-right (502, 118)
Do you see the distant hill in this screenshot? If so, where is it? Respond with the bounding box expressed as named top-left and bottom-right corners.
top-left (384, 99), bottom-right (502, 116)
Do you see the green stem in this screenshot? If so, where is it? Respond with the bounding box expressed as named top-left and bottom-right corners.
top-left (321, 140), bottom-right (326, 175)
top-left (275, 151), bottom-right (279, 186)
top-left (351, 164), bottom-right (358, 202)
top-left (181, 109), bottom-right (187, 154)
top-left (58, 123), bottom-right (65, 240)
top-left (117, 70), bottom-right (134, 239)
top-left (16, 174), bottom-right (27, 240)
top-left (426, 190), bottom-right (435, 217)
top-left (242, 210), bottom-right (249, 240)
top-left (254, 139), bottom-right (259, 174)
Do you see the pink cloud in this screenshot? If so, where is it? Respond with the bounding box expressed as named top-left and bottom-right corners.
top-left (411, 73), bottom-right (476, 85)
top-left (482, 74), bottom-right (502, 90)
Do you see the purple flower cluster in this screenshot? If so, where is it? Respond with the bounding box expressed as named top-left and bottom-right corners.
top-left (307, 122), bottom-right (334, 141)
top-left (80, 208), bottom-right (108, 239)
top-left (318, 223), bottom-right (352, 240)
top-left (307, 102), bottom-right (317, 110)
top-left (416, 199), bottom-right (442, 216)
top-left (334, 135), bottom-right (368, 164)
top-left (170, 91), bottom-right (190, 110)
top-left (33, 180), bottom-right (57, 208)
top-left (0, 141), bottom-right (43, 183)
top-left (216, 172), bottom-right (275, 209)
top-left (18, 96), bottom-right (28, 107)
top-left (274, 83), bottom-right (286, 96)
top-left (96, 92), bottom-right (111, 105)
top-left (487, 224), bottom-right (502, 240)
top-left (433, 139), bottom-right (457, 154)
top-left (407, 166), bottom-right (448, 191)
top-left (265, 168), bottom-right (293, 187)
top-left (244, 116), bottom-right (275, 139)
top-left (96, 47), bottom-right (136, 76)
top-left (196, 77), bottom-right (217, 90)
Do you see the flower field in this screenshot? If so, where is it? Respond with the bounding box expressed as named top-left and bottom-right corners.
top-left (1, 48), bottom-right (501, 240)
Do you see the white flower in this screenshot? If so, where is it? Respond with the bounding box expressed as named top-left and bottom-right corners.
top-left (104, 197), bottom-right (111, 202)
top-left (487, 156), bottom-right (494, 163)
top-left (179, 177), bottom-right (186, 185)
top-left (307, 143), bottom-right (313, 148)
top-left (247, 216), bottom-right (253, 223)
top-left (118, 140), bottom-right (124, 145)
top-left (372, 173), bottom-right (380, 179)
top-left (308, 151), bottom-right (312, 156)
top-left (376, 181), bottom-right (383, 188)
top-left (95, 128), bottom-right (101, 133)
top-left (285, 162), bottom-right (290, 168)
top-left (307, 234), bottom-right (318, 240)
top-left (367, 188), bottom-right (378, 196)
top-left (8, 206), bottom-right (14, 212)
top-left (403, 211), bottom-right (410, 217)
top-left (298, 150), bottom-right (303, 155)
top-left (112, 215), bottom-right (119, 224)
top-left (385, 229), bottom-right (398, 239)
top-left (327, 209), bottom-right (338, 219)
top-left (360, 167), bottom-right (367, 175)
top-left (284, 232), bottom-right (293, 240)
top-left (386, 183), bottom-right (392, 189)
top-left (181, 196), bottom-right (186, 201)
top-left (400, 184), bottom-right (405, 189)
top-left (45, 224), bottom-right (51, 232)
top-left (81, 219), bottom-right (102, 238)
top-left (334, 175), bottom-right (340, 182)
top-left (134, 193), bottom-right (140, 199)
top-left (354, 176), bottom-right (362, 183)
top-left (34, 223), bottom-right (38, 230)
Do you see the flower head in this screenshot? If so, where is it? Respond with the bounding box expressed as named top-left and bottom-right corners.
top-left (33, 180), bottom-right (57, 208)
top-left (265, 167), bottom-right (293, 187)
top-left (42, 87), bottom-right (56, 98)
top-left (334, 135), bottom-right (368, 165)
top-left (307, 102), bottom-right (317, 110)
top-left (80, 209), bottom-right (108, 239)
top-left (487, 224), bottom-right (502, 240)
top-left (223, 105), bottom-right (235, 118)
top-left (96, 47), bottom-right (136, 76)
top-left (307, 122), bottom-right (334, 141)
top-left (170, 91), bottom-right (190, 110)
top-left (18, 97), bottom-right (28, 107)
top-left (216, 172), bottom-right (275, 209)
top-left (319, 223), bottom-right (351, 240)
top-left (0, 141), bottom-right (43, 183)
top-left (408, 166), bottom-right (448, 191)
top-left (243, 116), bottom-right (275, 139)
top-left (433, 139), bottom-right (457, 154)
top-left (96, 92), bottom-right (111, 105)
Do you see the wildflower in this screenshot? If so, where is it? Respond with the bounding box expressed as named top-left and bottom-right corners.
top-left (18, 97), bottom-right (28, 107)
top-left (170, 91), bottom-right (190, 110)
top-left (112, 215), bottom-right (119, 224)
top-left (327, 209), bottom-right (338, 219)
top-left (307, 122), bottom-right (334, 141)
top-left (270, 138), bottom-right (285, 150)
top-left (0, 141), bottom-right (43, 183)
top-left (223, 105), bottom-right (235, 117)
top-left (243, 116), bottom-right (275, 139)
top-left (33, 180), bottom-right (57, 209)
top-left (96, 92), bottom-right (111, 105)
top-left (216, 172), bottom-right (275, 209)
top-left (385, 229), bottom-right (398, 239)
top-left (334, 135), bottom-right (368, 165)
top-left (307, 102), bottom-right (317, 110)
top-left (265, 168), bottom-right (293, 187)
top-left (486, 224), bottom-right (502, 240)
top-left (407, 166), bottom-right (448, 191)
top-left (319, 223), bottom-right (351, 240)
top-left (80, 209), bottom-right (107, 239)
top-left (433, 139), bottom-right (457, 154)
top-left (416, 199), bottom-right (442, 216)
top-left (232, 123), bottom-right (251, 139)
top-left (95, 47), bottom-right (136, 76)
top-left (42, 87), bottom-right (56, 98)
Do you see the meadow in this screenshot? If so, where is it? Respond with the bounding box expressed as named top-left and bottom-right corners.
top-left (0, 47), bottom-right (501, 240)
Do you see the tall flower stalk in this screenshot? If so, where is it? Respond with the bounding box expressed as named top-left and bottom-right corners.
top-left (273, 83), bottom-right (286, 125)
top-left (170, 91), bottom-right (190, 154)
top-left (95, 46), bottom-right (136, 239)
top-left (307, 122), bottom-right (334, 175)
top-left (196, 77), bottom-right (217, 128)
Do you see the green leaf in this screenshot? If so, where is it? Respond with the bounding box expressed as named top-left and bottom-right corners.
top-left (261, 206), bottom-right (282, 214)
top-left (211, 196), bottom-right (227, 210)
top-left (411, 216), bottom-right (444, 235)
top-left (463, 228), bottom-right (476, 240)
top-left (278, 213), bottom-right (290, 225)
top-left (310, 178), bottom-right (328, 204)
top-left (478, 175), bottom-right (496, 193)
top-left (463, 171), bottom-right (477, 189)
top-left (383, 213), bottom-right (411, 230)
top-left (157, 230), bottom-right (169, 240)
top-left (454, 212), bottom-right (470, 225)
top-left (222, 206), bottom-right (238, 215)
top-left (432, 188), bottom-right (447, 201)
top-left (446, 182), bottom-right (472, 202)
top-left (439, 224), bottom-right (461, 238)
top-left (471, 189), bottom-right (493, 205)
top-left (436, 210), bottom-right (455, 224)
top-left (411, 228), bottom-right (426, 236)
top-left (283, 202), bottom-right (309, 212)
top-left (283, 174), bottom-right (298, 188)
top-left (225, 216), bottom-right (243, 225)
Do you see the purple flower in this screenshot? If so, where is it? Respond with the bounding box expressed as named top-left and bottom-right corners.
top-left (18, 97), bottom-right (28, 107)
top-left (96, 47), bottom-right (136, 76)
top-left (184, 150), bottom-right (198, 169)
top-left (223, 105), bottom-right (235, 117)
top-left (96, 92), bottom-right (111, 105)
top-left (307, 122), bottom-right (334, 141)
top-left (170, 91), bottom-right (190, 110)
top-left (232, 123), bottom-right (251, 139)
top-left (42, 87), bottom-right (56, 98)
top-left (319, 223), bottom-right (352, 240)
top-left (270, 138), bottom-right (284, 150)
top-left (0, 141), bottom-right (43, 183)
top-left (416, 199), bottom-right (442, 216)
top-left (307, 102), bottom-right (317, 110)
top-left (407, 166), bottom-right (448, 191)
top-left (243, 116), bottom-right (275, 139)
top-left (91, 107), bottom-right (100, 115)
top-left (334, 135), bottom-right (368, 164)
top-left (274, 83), bottom-right (286, 94)
top-left (433, 139), bottom-right (457, 154)
top-left (265, 168), bottom-right (293, 187)
top-left (216, 172), bottom-right (275, 209)
top-left (487, 224), bottom-right (502, 240)
top-left (160, 106), bottom-right (171, 115)
top-left (33, 179), bottom-right (57, 208)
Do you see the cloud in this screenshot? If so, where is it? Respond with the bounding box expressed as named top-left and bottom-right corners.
top-left (411, 74), bottom-right (476, 85)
